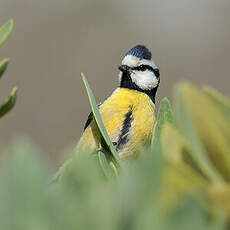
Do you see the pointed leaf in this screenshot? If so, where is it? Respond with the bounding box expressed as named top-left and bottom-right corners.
top-left (203, 86), bottom-right (230, 122)
top-left (0, 87), bottom-right (17, 118)
top-left (162, 123), bottom-right (208, 183)
top-left (181, 84), bottom-right (230, 181)
top-left (173, 82), bottom-right (223, 182)
top-left (81, 73), bottom-right (120, 166)
top-left (178, 83), bottom-right (230, 181)
top-left (0, 19), bottom-right (13, 46)
top-left (97, 150), bottom-right (114, 179)
top-left (0, 58), bottom-right (9, 79)
top-left (151, 97), bottom-right (174, 149)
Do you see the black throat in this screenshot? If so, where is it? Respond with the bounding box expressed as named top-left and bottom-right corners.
top-left (119, 72), bottom-right (159, 104)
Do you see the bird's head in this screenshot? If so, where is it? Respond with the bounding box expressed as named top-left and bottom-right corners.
top-left (118, 45), bottom-right (160, 102)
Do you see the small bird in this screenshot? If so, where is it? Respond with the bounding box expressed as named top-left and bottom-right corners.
top-left (51, 45), bottom-right (160, 183)
top-left (76, 45), bottom-right (160, 158)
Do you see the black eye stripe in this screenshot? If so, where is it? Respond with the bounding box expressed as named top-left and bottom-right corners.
top-left (131, 65), bottom-right (160, 77)
top-left (131, 64), bottom-right (154, 72)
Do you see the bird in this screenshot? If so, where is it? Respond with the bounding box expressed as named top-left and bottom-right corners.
top-left (76, 45), bottom-right (160, 159)
top-left (50, 45), bottom-right (160, 183)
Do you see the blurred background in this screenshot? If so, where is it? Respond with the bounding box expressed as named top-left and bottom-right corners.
top-left (0, 0), bottom-right (229, 164)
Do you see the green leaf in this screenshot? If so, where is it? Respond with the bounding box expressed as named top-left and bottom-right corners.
top-left (0, 138), bottom-right (49, 230)
top-left (0, 87), bottom-right (17, 118)
top-left (173, 83), bottom-right (223, 183)
top-left (0, 58), bottom-right (9, 79)
top-left (97, 150), bottom-right (114, 179)
top-left (168, 195), bottom-right (206, 230)
top-left (185, 85), bottom-right (230, 180)
top-left (81, 73), bottom-right (120, 167)
top-left (161, 123), bottom-right (208, 208)
top-left (151, 97), bottom-right (174, 148)
top-left (203, 86), bottom-right (230, 121)
top-left (0, 19), bottom-right (13, 46)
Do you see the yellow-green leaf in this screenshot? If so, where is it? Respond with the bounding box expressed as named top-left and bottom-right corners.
top-left (179, 83), bottom-right (230, 181)
top-left (0, 58), bottom-right (9, 79)
top-left (203, 86), bottom-right (230, 122)
top-left (151, 97), bottom-right (173, 149)
top-left (97, 150), bottom-right (114, 179)
top-left (174, 82), bottom-right (223, 182)
top-left (162, 123), bottom-right (208, 182)
top-left (161, 123), bottom-right (208, 209)
top-left (0, 19), bottom-right (13, 46)
top-left (0, 87), bottom-right (17, 118)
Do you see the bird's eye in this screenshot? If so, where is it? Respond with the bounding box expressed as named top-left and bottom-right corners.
top-left (132, 64), bottom-right (155, 72)
top-left (133, 65), bottom-right (147, 71)
top-left (153, 68), bottom-right (160, 78)
top-left (138, 65), bottom-right (147, 71)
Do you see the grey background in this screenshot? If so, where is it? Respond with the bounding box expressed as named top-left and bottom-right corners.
top-left (0, 0), bottom-right (229, 163)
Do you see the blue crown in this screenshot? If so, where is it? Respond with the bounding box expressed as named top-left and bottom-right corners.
top-left (124, 45), bottom-right (152, 60)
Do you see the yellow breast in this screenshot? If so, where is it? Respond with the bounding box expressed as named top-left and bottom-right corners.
top-left (77, 88), bottom-right (156, 158)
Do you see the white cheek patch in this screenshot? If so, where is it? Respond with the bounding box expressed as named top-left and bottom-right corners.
top-left (131, 70), bottom-right (159, 90)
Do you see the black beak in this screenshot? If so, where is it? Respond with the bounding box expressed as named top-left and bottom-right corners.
top-left (119, 65), bottom-right (130, 73)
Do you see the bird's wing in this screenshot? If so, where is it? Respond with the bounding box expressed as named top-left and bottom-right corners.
top-left (83, 99), bottom-right (107, 130)
top-left (77, 92), bottom-right (132, 154)
top-left (83, 112), bottom-right (93, 131)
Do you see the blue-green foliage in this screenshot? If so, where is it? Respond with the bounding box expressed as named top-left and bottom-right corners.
top-left (0, 138), bottom-right (217, 230)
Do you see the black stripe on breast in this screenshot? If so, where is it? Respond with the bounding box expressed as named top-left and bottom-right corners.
top-left (116, 108), bottom-right (134, 151)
